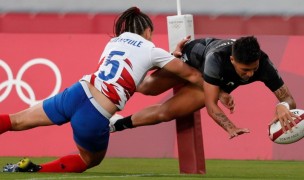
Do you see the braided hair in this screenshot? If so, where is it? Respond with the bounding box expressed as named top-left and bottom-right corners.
top-left (114, 7), bottom-right (154, 37)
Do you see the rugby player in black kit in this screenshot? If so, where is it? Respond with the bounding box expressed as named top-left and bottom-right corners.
top-left (110, 36), bottom-right (299, 138)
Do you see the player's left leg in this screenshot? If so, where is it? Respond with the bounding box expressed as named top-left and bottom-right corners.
top-left (37, 145), bottom-right (107, 173)
top-left (3, 145), bottom-right (107, 173)
top-left (78, 145), bottom-right (107, 169)
top-left (36, 109), bottom-right (110, 173)
top-left (112, 82), bottom-right (205, 131)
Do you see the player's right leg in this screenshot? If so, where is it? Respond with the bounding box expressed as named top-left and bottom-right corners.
top-left (112, 82), bottom-right (205, 131)
top-left (0, 102), bottom-right (54, 135)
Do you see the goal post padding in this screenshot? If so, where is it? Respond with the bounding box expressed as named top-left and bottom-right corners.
top-left (166, 12), bottom-right (206, 173)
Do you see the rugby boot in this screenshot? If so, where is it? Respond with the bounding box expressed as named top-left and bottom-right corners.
top-left (2, 158), bottom-right (41, 172)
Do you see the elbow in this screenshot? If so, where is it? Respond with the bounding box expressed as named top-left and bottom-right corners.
top-left (205, 104), bottom-right (213, 117)
top-left (189, 71), bottom-right (203, 86)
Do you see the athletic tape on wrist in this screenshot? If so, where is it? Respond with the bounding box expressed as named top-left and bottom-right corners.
top-left (277, 102), bottom-right (290, 110)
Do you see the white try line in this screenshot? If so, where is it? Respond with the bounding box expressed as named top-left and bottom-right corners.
top-left (17, 173), bottom-right (188, 180)
top-left (16, 176), bottom-right (101, 180)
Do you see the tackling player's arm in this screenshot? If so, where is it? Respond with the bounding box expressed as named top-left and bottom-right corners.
top-left (162, 58), bottom-right (204, 90)
top-left (204, 81), bottom-right (249, 139)
top-left (272, 84), bottom-right (299, 132)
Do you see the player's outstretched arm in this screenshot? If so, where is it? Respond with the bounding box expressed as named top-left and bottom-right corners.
top-left (219, 90), bottom-right (235, 114)
top-left (204, 81), bottom-right (249, 139)
top-left (271, 84), bottom-right (299, 132)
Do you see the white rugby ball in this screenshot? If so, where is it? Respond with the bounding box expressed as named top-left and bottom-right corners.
top-left (269, 109), bottom-right (304, 144)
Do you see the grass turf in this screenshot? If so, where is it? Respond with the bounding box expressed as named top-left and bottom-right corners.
top-left (0, 157), bottom-right (303, 179)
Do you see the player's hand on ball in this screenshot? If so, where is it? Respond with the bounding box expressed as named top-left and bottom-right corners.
top-left (270, 106), bottom-right (300, 132)
top-left (269, 109), bottom-right (304, 144)
top-left (228, 127), bottom-right (250, 139)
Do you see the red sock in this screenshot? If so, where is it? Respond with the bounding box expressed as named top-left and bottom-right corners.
top-left (0, 114), bottom-right (12, 134)
top-left (39, 154), bottom-right (88, 173)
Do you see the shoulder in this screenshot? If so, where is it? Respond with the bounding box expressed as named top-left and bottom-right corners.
top-left (151, 47), bottom-right (170, 55)
top-left (204, 52), bottom-right (224, 78)
top-left (259, 51), bottom-right (277, 70)
top-left (205, 52), bottom-right (224, 66)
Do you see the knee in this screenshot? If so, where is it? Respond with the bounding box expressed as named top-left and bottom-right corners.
top-left (87, 158), bottom-right (102, 168)
top-left (9, 114), bottom-right (24, 130)
top-left (137, 83), bottom-right (158, 96)
top-left (80, 150), bottom-right (106, 169)
top-left (137, 85), bottom-right (151, 95)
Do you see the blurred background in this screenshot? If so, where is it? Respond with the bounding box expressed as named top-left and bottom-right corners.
top-left (1, 0), bottom-right (304, 161)
top-left (0, 0), bottom-right (304, 35)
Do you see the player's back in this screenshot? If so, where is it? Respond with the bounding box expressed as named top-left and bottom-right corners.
top-left (181, 38), bottom-right (234, 72)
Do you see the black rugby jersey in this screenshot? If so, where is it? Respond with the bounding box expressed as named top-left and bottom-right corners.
top-left (181, 38), bottom-right (284, 93)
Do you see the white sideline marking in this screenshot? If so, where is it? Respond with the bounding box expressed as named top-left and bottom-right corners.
top-left (17, 176), bottom-right (101, 180)
top-left (17, 174), bottom-right (182, 180)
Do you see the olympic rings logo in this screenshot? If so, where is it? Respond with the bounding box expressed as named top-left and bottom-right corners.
top-left (0, 58), bottom-right (62, 106)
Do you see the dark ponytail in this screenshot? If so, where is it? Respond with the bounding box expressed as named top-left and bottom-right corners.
top-left (114, 7), bottom-right (154, 37)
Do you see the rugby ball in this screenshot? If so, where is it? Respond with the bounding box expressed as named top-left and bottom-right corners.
top-left (269, 109), bottom-right (304, 144)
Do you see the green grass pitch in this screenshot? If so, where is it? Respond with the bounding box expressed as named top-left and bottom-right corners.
top-left (0, 157), bottom-right (304, 179)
